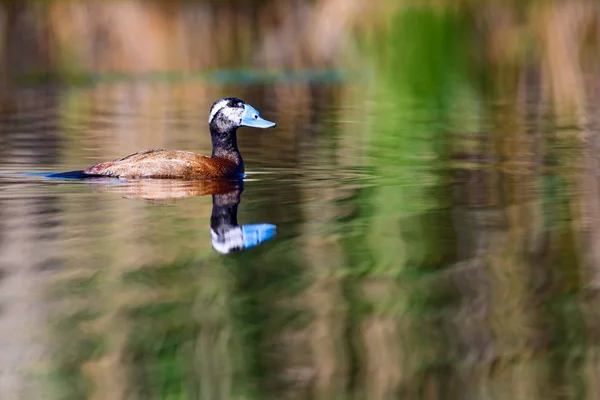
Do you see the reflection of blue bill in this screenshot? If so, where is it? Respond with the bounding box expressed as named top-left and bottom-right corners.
top-left (211, 223), bottom-right (277, 254)
top-left (242, 224), bottom-right (277, 249)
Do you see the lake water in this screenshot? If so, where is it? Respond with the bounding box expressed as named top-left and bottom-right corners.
top-left (0, 77), bottom-right (599, 399)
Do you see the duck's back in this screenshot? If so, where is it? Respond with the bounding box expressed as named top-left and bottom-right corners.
top-left (84, 149), bottom-right (240, 179)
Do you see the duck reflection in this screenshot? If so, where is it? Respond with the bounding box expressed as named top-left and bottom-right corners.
top-left (89, 178), bottom-right (277, 254)
top-left (209, 183), bottom-right (276, 254)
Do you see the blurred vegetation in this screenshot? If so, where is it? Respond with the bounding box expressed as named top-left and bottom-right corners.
top-left (1, 0), bottom-right (600, 399)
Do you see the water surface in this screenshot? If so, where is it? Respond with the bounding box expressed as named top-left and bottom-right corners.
top-left (0, 78), bottom-right (598, 400)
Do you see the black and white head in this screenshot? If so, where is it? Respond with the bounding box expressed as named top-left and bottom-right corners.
top-left (208, 97), bottom-right (276, 134)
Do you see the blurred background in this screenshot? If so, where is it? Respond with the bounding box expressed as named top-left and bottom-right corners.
top-left (1, 0), bottom-right (600, 399)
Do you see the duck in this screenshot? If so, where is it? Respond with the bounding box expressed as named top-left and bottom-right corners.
top-left (78, 97), bottom-right (275, 179)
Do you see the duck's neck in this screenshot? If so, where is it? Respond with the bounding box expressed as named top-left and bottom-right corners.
top-left (210, 127), bottom-right (243, 165)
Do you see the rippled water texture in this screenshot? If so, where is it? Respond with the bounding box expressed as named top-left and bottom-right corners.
top-left (2, 1), bottom-right (600, 400)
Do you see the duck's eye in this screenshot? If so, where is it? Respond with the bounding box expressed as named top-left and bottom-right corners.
top-left (253, 114), bottom-right (258, 119)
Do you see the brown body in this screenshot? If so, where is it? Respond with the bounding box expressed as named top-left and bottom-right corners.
top-left (84, 149), bottom-right (242, 179)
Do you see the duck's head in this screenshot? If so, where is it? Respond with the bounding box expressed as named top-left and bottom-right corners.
top-left (208, 97), bottom-right (276, 134)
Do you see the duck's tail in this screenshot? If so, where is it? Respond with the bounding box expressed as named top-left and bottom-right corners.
top-left (44, 170), bottom-right (92, 179)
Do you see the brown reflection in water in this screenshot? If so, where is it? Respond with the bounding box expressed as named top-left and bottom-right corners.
top-left (298, 138), bottom-right (354, 399)
top-left (0, 194), bottom-right (58, 399)
top-left (0, 88), bottom-right (62, 166)
top-left (89, 178), bottom-right (240, 203)
top-left (0, 89), bottom-right (65, 399)
top-left (450, 74), bottom-right (548, 398)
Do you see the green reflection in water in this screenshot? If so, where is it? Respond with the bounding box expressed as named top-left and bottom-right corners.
top-left (342, 9), bottom-right (470, 398)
